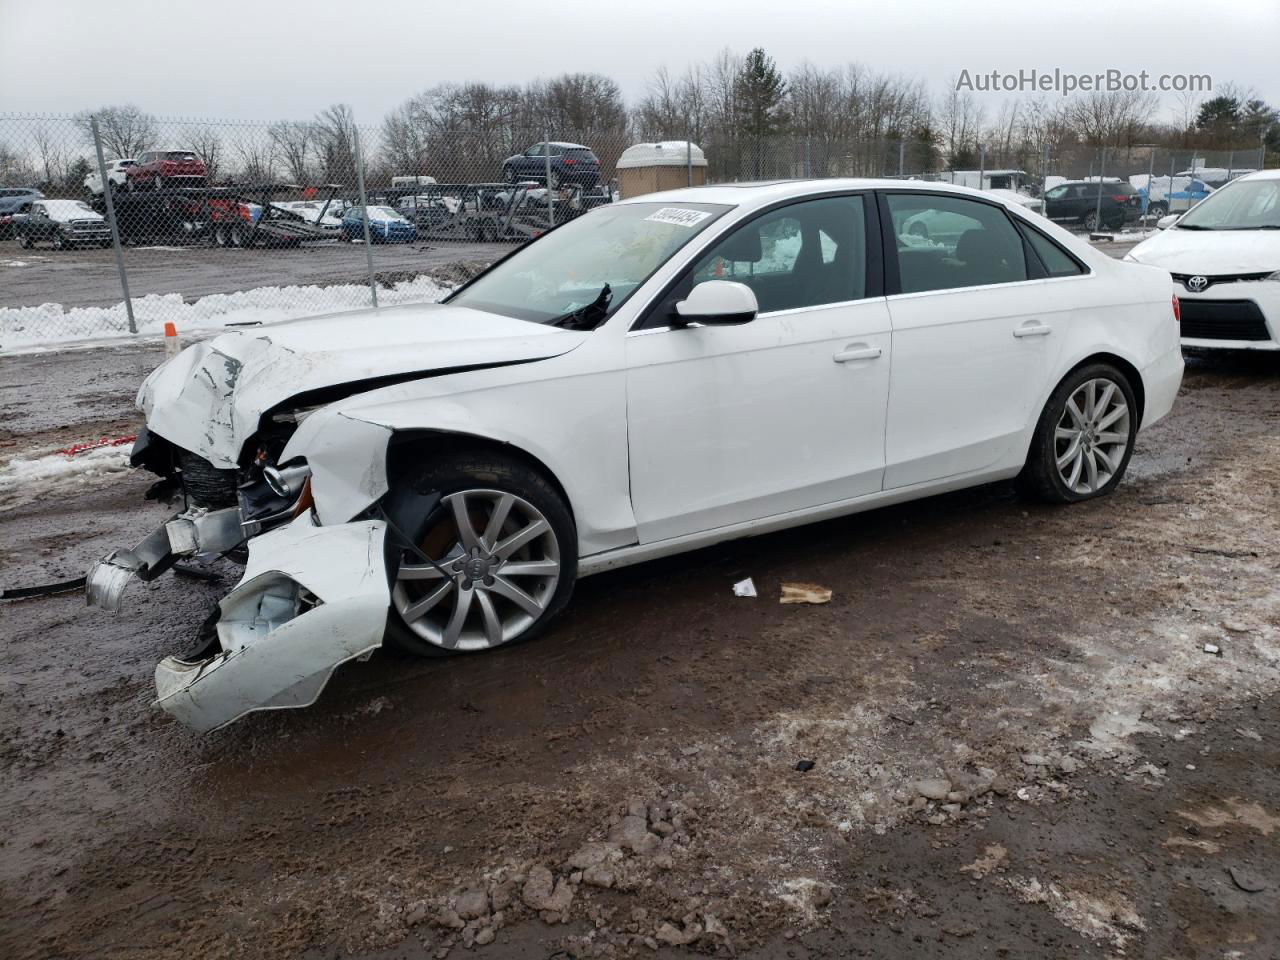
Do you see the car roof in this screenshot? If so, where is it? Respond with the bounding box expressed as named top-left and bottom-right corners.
top-left (1240, 168), bottom-right (1280, 182)
top-left (616, 177), bottom-right (1040, 211)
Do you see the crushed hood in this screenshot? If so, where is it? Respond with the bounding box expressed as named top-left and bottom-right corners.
top-left (139, 302), bottom-right (587, 468)
top-left (1127, 228), bottom-right (1280, 275)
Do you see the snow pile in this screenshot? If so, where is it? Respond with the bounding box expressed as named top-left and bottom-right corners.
top-left (0, 274), bottom-right (453, 353)
top-left (0, 444), bottom-right (133, 510)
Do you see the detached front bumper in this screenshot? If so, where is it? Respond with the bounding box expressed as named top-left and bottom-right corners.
top-left (89, 511), bottom-right (390, 733)
top-left (154, 514), bottom-right (389, 732)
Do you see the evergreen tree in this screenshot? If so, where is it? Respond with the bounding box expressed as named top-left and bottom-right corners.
top-left (735, 48), bottom-right (787, 176)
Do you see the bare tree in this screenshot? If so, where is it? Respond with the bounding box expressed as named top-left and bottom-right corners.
top-left (31, 120), bottom-right (69, 187)
top-left (185, 125), bottom-right (224, 183)
top-left (312, 104), bottom-right (359, 184)
top-left (74, 104), bottom-right (156, 158)
top-left (1069, 89), bottom-right (1158, 147)
top-left (267, 121), bottom-right (314, 184)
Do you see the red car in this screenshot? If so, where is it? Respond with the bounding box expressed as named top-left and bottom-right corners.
top-left (126, 150), bottom-right (207, 191)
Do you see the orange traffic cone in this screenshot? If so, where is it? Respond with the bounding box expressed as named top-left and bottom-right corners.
top-left (164, 322), bottom-right (180, 357)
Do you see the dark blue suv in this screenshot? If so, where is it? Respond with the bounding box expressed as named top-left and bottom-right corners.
top-left (501, 142), bottom-right (600, 189)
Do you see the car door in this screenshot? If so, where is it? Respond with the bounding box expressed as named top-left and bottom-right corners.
top-left (625, 193), bottom-right (893, 543)
top-left (28, 202), bottom-right (50, 240)
top-left (1043, 185), bottom-right (1070, 222)
top-left (879, 191), bottom-right (1065, 489)
top-left (519, 144), bottom-right (543, 180)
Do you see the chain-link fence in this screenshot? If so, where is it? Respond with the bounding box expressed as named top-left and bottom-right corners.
top-left (0, 110), bottom-right (1271, 350)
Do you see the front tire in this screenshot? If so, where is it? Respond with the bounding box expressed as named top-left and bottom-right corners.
top-left (1019, 363), bottom-right (1138, 503)
top-left (384, 452), bottom-right (577, 658)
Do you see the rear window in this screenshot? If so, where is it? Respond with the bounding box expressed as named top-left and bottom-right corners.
top-left (566, 148), bottom-right (597, 158)
top-left (164, 152), bottom-right (197, 160)
top-left (1023, 227), bottom-right (1084, 278)
top-left (1111, 183), bottom-right (1138, 196)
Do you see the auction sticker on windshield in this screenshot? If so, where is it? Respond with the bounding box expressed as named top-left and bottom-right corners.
top-left (644, 207), bottom-right (712, 227)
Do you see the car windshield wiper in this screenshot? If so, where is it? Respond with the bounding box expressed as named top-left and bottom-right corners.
top-left (547, 283), bottom-right (612, 331)
top-left (1173, 223), bottom-right (1214, 230)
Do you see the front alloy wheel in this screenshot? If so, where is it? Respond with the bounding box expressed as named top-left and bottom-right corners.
top-left (385, 452), bottom-right (577, 656)
top-left (1020, 363), bottom-right (1138, 503)
top-left (393, 490), bottom-right (561, 650)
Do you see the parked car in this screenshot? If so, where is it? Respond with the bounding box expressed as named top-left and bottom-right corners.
top-left (395, 195), bottom-right (455, 228)
top-left (1042, 179), bottom-right (1141, 231)
top-left (502, 142), bottom-right (600, 189)
top-left (1125, 169), bottom-right (1280, 350)
top-left (85, 158), bottom-right (137, 195)
top-left (86, 179), bottom-right (1183, 732)
top-left (273, 200), bottom-right (343, 236)
top-left (1132, 175), bottom-right (1213, 218)
top-left (15, 198), bottom-right (111, 249)
top-left (0, 187), bottom-right (43, 238)
top-left (125, 150), bottom-right (208, 191)
top-left (340, 205), bottom-right (417, 243)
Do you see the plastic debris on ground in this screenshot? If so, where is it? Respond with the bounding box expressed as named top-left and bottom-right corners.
top-left (732, 577), bottom-right (757, 598)
top-left (780, 582), bottom-right (832, 605)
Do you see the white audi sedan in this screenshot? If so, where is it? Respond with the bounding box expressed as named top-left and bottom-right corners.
top-left (87, 179), bottom-right (1183, 731)
top-left (1125, 169), bottom-right (1280, 350)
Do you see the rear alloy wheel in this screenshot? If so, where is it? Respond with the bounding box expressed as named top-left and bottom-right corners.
top-left (1082, 210), bottom-right (1099, 232)
top-left (51, 232), bottom-right (65, 250)
top-left (1020, 363), bottom-right (1137, 503)
top-left (18, 234), bottom-right (32, 249)
top-left (385, 454), bottom-right (576, 657)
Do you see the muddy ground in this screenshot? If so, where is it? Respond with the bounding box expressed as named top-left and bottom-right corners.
top-left (2, 314), bottom-right (1279, 959)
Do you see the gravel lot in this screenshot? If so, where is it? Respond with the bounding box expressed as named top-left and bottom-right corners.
top-left (2, 245), bottom-right (1278, 960)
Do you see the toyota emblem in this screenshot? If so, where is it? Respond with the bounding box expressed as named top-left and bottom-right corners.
top-left (1186, 275), bottom-right (1209, 292)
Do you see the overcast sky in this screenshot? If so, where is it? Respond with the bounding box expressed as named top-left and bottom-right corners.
top-left (1, 0), bottom-right (1276, 124)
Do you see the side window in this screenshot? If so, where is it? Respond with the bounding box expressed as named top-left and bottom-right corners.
top-left (1044, 186), bottom-right (1068, 201)
top-left (526, 144), bottom-right (544, 157)
top-left (886, 193), bottom-right (1029, 293)
top-left (685, 195), bottom-right (868, 313)
top-left (1023, 226), bottom-right (1084, 278)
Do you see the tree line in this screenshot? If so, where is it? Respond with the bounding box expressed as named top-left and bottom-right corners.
top-left (2, 47), bottom-right (1277, 193)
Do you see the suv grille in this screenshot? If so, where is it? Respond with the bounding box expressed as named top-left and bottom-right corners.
top-left (1179, 299), bottom-right (1271, 341)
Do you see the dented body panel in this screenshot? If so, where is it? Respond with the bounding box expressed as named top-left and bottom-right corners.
top-left (153, 514), bottom-right (389, 733)
top-left (139, 302), bottom-right (589, 469)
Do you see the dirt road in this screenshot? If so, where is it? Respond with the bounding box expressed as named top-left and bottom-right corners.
top-left (2, 341), bottom-right (1278, 958)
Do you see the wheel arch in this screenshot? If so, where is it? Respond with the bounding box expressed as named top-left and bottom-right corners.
top-left (386, 428), bottom-right (577, 530)
top-left (1059, 351), bottom-right (1146, 425)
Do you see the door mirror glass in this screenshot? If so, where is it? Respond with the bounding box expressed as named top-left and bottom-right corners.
top-left (674, 280), bottom-right (758, 325)
top-left (1157, 214), bottom-right (1179, 230)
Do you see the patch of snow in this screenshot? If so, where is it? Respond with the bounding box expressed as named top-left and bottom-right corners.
top-left (0, 275), bottom-right (453, 354)
top-left (1, 259), bottom-right (28, 267)
top-left (0, 444), bottom-right (132, 509)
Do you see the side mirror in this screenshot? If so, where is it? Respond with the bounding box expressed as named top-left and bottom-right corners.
top-left (674, 280), bottom-right (759, 325)
top-left (1156, 214), bottom-right (1178, 230)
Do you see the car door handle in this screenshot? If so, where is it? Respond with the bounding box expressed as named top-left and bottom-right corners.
top-left (833, 345), bottom-right (883, 363)
top-left (1013, 321), bottom-right (1052, 338)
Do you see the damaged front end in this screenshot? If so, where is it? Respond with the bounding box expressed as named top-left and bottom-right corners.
top-left (87, 413), bottom-right (393, 733)
top-left (153, 514), bottom-right (388, 733)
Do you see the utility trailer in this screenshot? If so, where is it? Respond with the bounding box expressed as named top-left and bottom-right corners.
top-left (91, 183), bottom-right (346, 248)
top-left (370, 181), bottom-right (611, 242)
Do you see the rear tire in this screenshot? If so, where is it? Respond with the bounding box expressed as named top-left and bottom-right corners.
top-left (383, 451), bottom-right (577, 658)
top-left (1082, 210), bottom-right (1099, 232)
top-left (1019, 362), bottom-right (1138, 504)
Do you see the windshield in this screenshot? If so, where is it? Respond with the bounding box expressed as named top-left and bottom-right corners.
top-left (449, 201), bottom-right (729, 326)
top-left (46, 199), bottom-right (96, 218)
top-left (1177, 178), bottom-right (1280, 230)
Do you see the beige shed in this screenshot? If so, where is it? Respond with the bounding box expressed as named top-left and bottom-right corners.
top-left (616, 141), bottom-right (707, 199)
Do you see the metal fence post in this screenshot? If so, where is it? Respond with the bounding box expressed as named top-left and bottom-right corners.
top-left (544, 132), bottom-right (554, 230)
top-left (978, 145), bottom-right (985, 191)
top-left (1145, 148), bottom-right (1155, 220)
top-left (352, 122), bottom-right (378, 309)
top-left (1094, 147), bottom-right (1105, 230)
top-left (687, 135), bottom-right (693, 187)
top-left (898, 140), bottom-right (905, 177)
top-left (1226, 149), bottom-right (1234, 181)
top-left (90, 116), bottom-right (136, 334)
